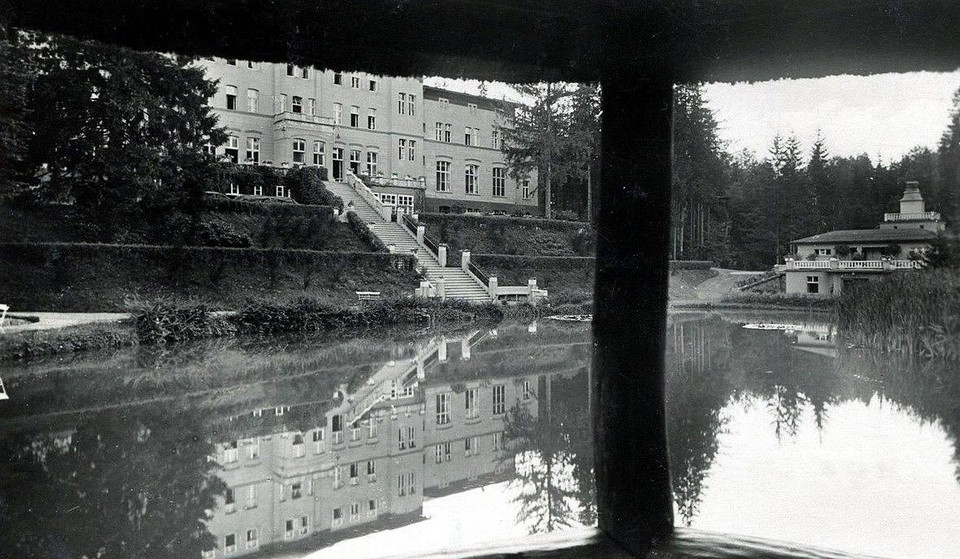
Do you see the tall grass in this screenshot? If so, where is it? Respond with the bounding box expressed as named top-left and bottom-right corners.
top-left (838, 270), bottom-right (960, 360)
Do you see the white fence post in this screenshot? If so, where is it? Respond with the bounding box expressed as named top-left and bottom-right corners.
top-left (461, 250), bottom-right (471, 271)
top-left (416, 225), bottom-right (425, 245)
top-left (488, 276), bottom-right (498, 301)
top-left (438, 244), bottom-right (448, 267)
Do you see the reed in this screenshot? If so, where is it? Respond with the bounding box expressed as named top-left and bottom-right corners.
top-left (838, 270), bottom-right (960, 361)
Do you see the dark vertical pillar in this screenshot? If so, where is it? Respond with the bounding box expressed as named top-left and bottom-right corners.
top-left (592, 70), bottom-right (675, 553)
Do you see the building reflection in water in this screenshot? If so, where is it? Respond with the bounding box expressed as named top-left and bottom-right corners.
top-left (0, 321), bottom-right (594, 558)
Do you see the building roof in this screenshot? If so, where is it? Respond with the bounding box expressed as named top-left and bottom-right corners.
top-left (423, 86), bottom-right (519, 112)
top-left (792, 228), bottom-right (938, 244)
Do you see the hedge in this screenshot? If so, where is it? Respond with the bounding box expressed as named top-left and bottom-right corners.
top-left (0, 243), bottom-right (418, 311)
top-left (472, 254), bottom-right (595, 302)
top-left (347, 211), bottom-right (388, 252)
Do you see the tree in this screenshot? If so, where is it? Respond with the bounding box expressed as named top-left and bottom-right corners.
top-left (21, 33), bottom-right (224, 240)
top-left (564, 84), bottom-right (602, 221)
top-left (937, 88), bottom-right (960, 225)
top-left (0, 28), bottom-right (34, 197)
top-left (671, 84), bottom-right (731, 261)
top-left (501, 83), bottom-right (576, 219)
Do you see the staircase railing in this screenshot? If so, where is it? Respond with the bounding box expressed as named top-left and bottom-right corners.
top-left (467, 260), bottom-right (489, 285)
top-left (344, 170), bottom-right (392, 221)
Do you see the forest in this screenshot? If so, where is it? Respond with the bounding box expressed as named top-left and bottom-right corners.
top-left (507, 81), bottom-right (960, 270)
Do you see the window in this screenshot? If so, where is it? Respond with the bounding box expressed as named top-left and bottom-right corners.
top-left (444, 123), bottom-right (452, 143)
top-left (333, 103), bottom-right (342, 125)
top-left (350, 105), bottom-right (360, 127)
top-left (226, 59), bottom-right (237, 65)
top-left (465, 164), bottom-right (479, 195)
top-left (224, 534), bottom-right (237, 554)
top-left (203, 141), bottom-right (215, 155)
top-left (350, 502), bottom-right (360, 521)
top-left (398, 138), bottom-right (407, 160)
top-left (247, 60), bottom-right (258, 70)
top-left (367, 108), bottom-right (377, 130)
top-left (350, 462), bottom-right (359, 484)
top-left (367, 459), bottom-right (376, 480)
top-left (522, 178), bottom-right (531, 199)
top-left (408, 140), bottom-right (417, 161)
top-left (465, 388), bottom-right (479, 419)
top-left (436, 161), bottom-right (451, 192)
top-left (292, 482), bottom-right (303, 499)
top-left (368, 499), bottom-right (377, 517)
top-left (468, 102), bottom-right (478, 115)
top-left (398, 194), bottom-right (414, 209)
top-left (465, 436), bottom-right (479, 456)
top-left (246, 485), bottom-right (258, 509)
top-left (292, 95), bottom-right (302, 113)
top-left (292, 139), bottom-right (305, 164)
top-left (246, 529), bottom-right (259, 549)
top-left (397, 428), bottom-right (406, 451)
top-left (225, 85), bottom-right (237, 110)
top-left (807, 275), bottom-right (820, 294)
top-left (334, 72), bottom-right (342, 85)
top-left (246, 88), bottom-right (259, 112)
top-left (332, 508), bottom-right (343, 527)
top-left (351, 76), bottom-right (360, 88)
top-left (369, 79), bottom-right (378, 91)
top-left (349, 149), bottom-right (361, 174)
top-left (286, 63), bottom-right (295, 76)
top-left (398, 92), bottom-right (407, 115)
top-left (435, 122), bottom-right (443, 141)
top-left (292, 433), bottom-right (305, 456)
top-left (229, 182), bottom-right (240, 195)
top-left (246, 438), bottom-right (260, 460)
top-left (224, 488), bottom-right (236, 513)
top-left (435, 444), bottom-right (443, 464)
top-left (351, 424), bottom-right (361, 442)
top-left (332, 414), bottom-right (344, 444)
top-left (523, 379), bottom-right (533, 400)
top-left (407, 94), bottom-right (416, 116)
top-left (493, 384), bottom-right (506, 415)
top-left (245, 137), bottom-right (260, 163)
top-left (367, 418), bottom-right (378, 439)
top-left (492, 128), bottom-right (500, 149)
top-left (223, 440), bottom-right (239, 463)
top-left (397, 473), bottom-right (411, 497)
top-left (308, 97), bottom-right (316, 115)
top-left (301, 66), bottom-right (309, 79)
top-left (443, 442), bottom-right (452, 461)
top-left (465, 127), bottom-right (473, 146)
top-left (436, 392), bottom-right (451, 424)
top-left (814, 248), bottom-right (832, 256)
top-left (285, 519), bottom-right (295, 539)
top-left (408, 472), bottom-right (416, 494)
top-left (312, 428), bottom-right (325, 453)
top-left (366, 152), bottom-right (378, 176)
top-left (493, 431), bottom-right (503, 451)
top-left (493, 167), bottom-right (506, 197)
top-left (406, 426), bottom-right (416, 448)
top-left (278, 93), bottom-right (286, 113)
top-left (313, 141), bottom-right (325, 166)
top-left (253, 185), bottom-right (262, 196)
top-left (439, 97), bottom-right (449, 107)
top-left (299, 516), bottom-right (309, 535)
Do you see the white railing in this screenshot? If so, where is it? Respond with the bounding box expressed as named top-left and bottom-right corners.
top-left (345, 170), bottom-right (392, 221)
top-left (884, 211), bottom-right (940, 222)
top-left (785, 259), bottom-right (922, 271)
top-left (273, 111), bottom-right (335, 126)
top-left (791, 260), bottom-right (831, 269)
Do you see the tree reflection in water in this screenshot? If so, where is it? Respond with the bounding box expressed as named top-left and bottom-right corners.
top-left (499, 369), bottom-right (595, 534)
top-left (665, 312), bottom-right (960, 525)
top-left (0, 404), bottom-right (225, 559)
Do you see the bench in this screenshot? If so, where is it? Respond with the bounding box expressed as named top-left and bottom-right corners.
top-left (355, 291), bottom-right (382, 302)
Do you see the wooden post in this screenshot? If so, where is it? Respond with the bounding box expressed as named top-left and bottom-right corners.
top-left (593, 71), bottom-right (674, 553)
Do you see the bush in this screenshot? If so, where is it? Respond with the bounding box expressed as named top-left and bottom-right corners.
top-left (134, 301), bottom-right (235, 345)
top-left (0, 321), bottom-right (136, 361)
top-left (194, 220), bottom-right (251, 248)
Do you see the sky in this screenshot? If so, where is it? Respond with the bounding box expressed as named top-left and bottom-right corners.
top-left (426, 71), bottom-right (960, 163)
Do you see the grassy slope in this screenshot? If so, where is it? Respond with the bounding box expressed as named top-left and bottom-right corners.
top-left (420, 213), bottom-right (594, 257)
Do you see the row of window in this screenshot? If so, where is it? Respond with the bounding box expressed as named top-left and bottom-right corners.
top-left (333, 460), bottom-right (378, 488)
top-left (432, 433), bottom-right (498, 463)
top-left (332, 499), bottom-right (379, 527)
top-left (203, 529), bottom-right (259, 557)
top-left (333, 72), bottom-right (378, 92)
top-left (436, 163), bottom-right (528, 198)
top-left (397, 92), bottom-right (417, 116)
top-left (333, 103), bottom-right (377, 128)
top-left (220, 439), bottom-right (260, 464)
top-left (222, 485), bottom-right (259, 512)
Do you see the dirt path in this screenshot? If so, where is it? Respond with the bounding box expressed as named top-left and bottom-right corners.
top-left (688, 268), bottom-right (765, 301)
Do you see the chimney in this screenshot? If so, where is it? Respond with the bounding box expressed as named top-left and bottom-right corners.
top-left (899, 181), bottom-right (925, 215)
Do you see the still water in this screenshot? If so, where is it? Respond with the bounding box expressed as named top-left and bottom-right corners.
top-left (0, 312), bottom-right (957, 558)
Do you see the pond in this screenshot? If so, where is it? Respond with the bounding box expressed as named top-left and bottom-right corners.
top-left (0, 312), bottom-right (957, 558)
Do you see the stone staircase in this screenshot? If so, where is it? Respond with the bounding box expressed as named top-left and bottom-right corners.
top-left (325, 181), bottom-right (492, 302)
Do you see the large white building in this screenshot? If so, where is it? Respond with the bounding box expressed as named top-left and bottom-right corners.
top-left (199, 58), bottom-right (540, 215)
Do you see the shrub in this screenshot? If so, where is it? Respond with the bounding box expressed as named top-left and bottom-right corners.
top-left (0, 321), bottom-right (136, 361)
top-left (134, 301), bottom-right (235, 345)
top-left (195, 220), bottom-right (251, 248)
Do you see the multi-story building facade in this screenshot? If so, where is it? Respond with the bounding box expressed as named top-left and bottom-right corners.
top-left (199, 58), bottom-right (540, 216)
